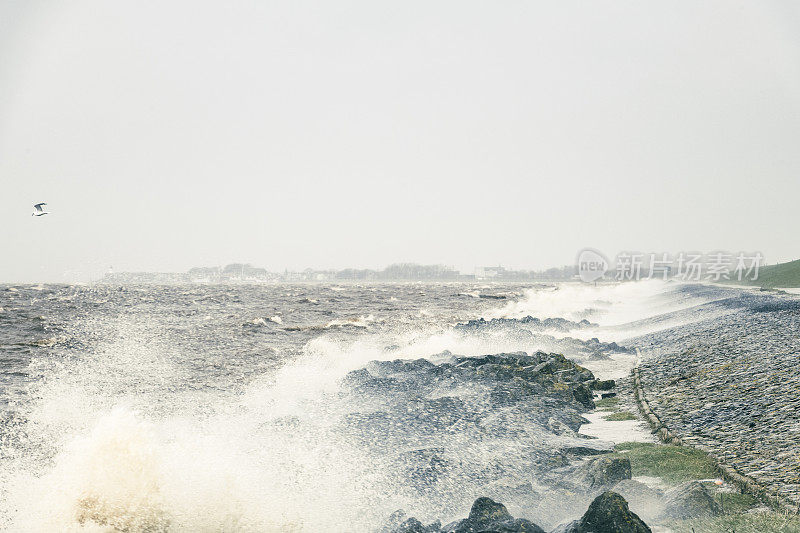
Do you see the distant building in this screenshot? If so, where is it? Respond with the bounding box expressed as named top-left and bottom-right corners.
top-left (475, 266), bottom-right (505, 280)
top-left (221, 263), bottom-right (270, 282)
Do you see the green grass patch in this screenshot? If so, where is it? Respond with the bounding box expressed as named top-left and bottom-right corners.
top-left (611, 442), bottom-right (719, 485)
top-left (714, 492), bottom-right (760, 515)
top-left (594, 396), bottom-right (620, 410)
top-left (611, 443), bottom-right (795, 530)
top-left (603, 411), bottom-right (637, 421)
top-left (721, 258), bottom-right (800, 288)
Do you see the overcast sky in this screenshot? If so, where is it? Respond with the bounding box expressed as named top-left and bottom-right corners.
top-left (1, 1), bottom-right (799, 282)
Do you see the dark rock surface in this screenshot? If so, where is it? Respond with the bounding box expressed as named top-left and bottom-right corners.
top-left (609, 480), bottom-right (663, 523)
top-left (657, 481), bottom-right (721, 520)
top-left (453, 317), bottom-right (631, 361)
top-left (456, 316), bottom-right (597, 333)
top-left (390, 493), bottom-right (653, 533)
top-left (555, 491), bottom-right (651, 533)
top-left (385, 497), bottom-right (547, 533)
top-left (455, 316), bottom-right (631, 361)
top-left (341, 351), bottom-right (619, 528)
top-left (395, 517), bottom-right (442, 533)
top-left (370, 283), bottom-right (797, 531)
top-left (468, 497), bottom-right (514, 523)
top-left (590, 379), bottom-right (615, 391)
top-left (573, 456), bottom-right (632, 489)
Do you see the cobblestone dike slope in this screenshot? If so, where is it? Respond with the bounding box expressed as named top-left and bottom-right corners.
top-left (632, 285), bottom-right (800, 508)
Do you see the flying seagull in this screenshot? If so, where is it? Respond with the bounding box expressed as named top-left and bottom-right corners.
top-left (32, 203), bottom-right (48, 216)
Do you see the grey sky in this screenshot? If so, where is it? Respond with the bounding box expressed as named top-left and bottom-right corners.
top-left (1, 1), bottom-right (799, 282)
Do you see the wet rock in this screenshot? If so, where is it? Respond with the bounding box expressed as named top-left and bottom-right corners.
top-left (561, 412), bottom-right (591, 432)
top-left (610, 479), bottom-right (664, 521)
top-left (468, 497), bottom-right (513, 523)
top-left (355, 376), bottom-right (412, 393)
top-left (561, 442), bottom-right (614, 457)
top-left (455, 316), bottom-right (597, 333)
top-left (341, 351), bottom-right (602, 505)
top-left (368, 358), bottom-right (437, 375)
top-left (440, 497), bottom-right (545, 533)
top-left (547, 417), bottom-right (577, 437)
top-left (405, 396), bottom-right (466, 430)
top-left (574, 456), bottom-right (632, 489)
top-left (657, 480), bottom-right (721, 520)
top-left (396, 517), bottom-right (426, 533)
top-left (341, 367), bottom-right (372, 387)
top-left (394, 517), bottom-right (442, 533)
top-left (572, 384), bottom-right (594, 409)
top-left (381, 510), bottom-right (408, 532)
top-left (590, 379), bottom-right (615, 391)
top-left (382, 509), bottom-right (443, 533)
top-left (482, 518), bottom-right (545, 532)
top-left (394, 448), bottom-right (449, 491)
top-left (555, 491), bottom-right (651, 533)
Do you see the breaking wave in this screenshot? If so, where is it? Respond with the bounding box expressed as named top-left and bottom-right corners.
top-left (0, 280), bottom-right (740, 531)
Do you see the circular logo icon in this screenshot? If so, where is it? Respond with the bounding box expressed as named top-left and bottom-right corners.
top-left (576, 248), bottom-right (609, 283)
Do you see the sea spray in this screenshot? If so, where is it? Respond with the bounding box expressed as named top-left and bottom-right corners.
top-left (0, 281), bottom-right (738, 531)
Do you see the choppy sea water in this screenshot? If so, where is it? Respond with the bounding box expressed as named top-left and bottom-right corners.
top-left (0, 281), bottom-right (792, 531)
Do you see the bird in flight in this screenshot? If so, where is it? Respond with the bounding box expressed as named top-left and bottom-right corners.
top-left (32, 203), bottom-right (48, 216)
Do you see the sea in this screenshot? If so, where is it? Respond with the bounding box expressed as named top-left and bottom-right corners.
top-left (0, 280), bottom-right (788, 531)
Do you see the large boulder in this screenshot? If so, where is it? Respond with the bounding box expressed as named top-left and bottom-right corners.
top-left (572, 384), bottom-right (595, 409)
top-left (609, 479), bottom-right (663, 522)
top-left (561, 442), bottom-right (615, 457)
top-left (574, 456), bottom-right (632, 489)
top-left (555, 491), bottom-right (651, 533)
top-left (443, 517), bottom-right (544, 533)
top-left (440, 497), bottom-right (545, 533)
top-left (657, 481), bottom-right (721, 520)
top-left (394, 517), bottom-right (441, 533)
top-left (547, 417), bottom-right (577, 437)
top-left (469, 497), bottom-right (513, 523)
top-left (590, 379), bottom-right (615, 391)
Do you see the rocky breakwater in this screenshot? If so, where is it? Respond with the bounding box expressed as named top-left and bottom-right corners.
top-left (635, 298), bottom-right (800, 510)
top-left (382, 492), bottom-right (652, 533)
top-left (455, 317), bottom-right (632, 361)
top-left (339, 351), bottom-right (663, 530)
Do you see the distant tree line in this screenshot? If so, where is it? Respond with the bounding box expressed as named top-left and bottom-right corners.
top-left (106, 263), bottom-right (578, 283)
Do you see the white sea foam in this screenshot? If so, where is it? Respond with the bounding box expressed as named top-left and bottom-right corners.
top-left (3, 334), bottom-right (394, 531)
top-left (485, 280), bottom-right (726, 342)
top-left (487, 281), bottom-right (680, 325)
top-left (0, 281), bottom-right (723, 531)
top-left (323, 314), bottom-right (376, 329)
